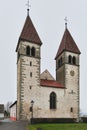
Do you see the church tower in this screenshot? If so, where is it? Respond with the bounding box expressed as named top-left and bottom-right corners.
top-left (16, 12), bottom-right (42, 120)
top-left (55, 26), bottom-right (81, 120)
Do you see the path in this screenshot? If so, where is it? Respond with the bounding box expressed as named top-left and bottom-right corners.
top-left (0, 119), bottom-right (28, 130)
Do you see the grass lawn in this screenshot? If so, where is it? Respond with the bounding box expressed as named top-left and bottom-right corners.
top-left (27, 123), bottom-right (87, 130)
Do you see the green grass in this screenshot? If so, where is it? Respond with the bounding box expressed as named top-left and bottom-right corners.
top-left (27, 123), bottom-right (87, 130)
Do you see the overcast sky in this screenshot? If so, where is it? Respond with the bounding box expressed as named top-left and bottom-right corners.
top-left (0, 0), bottom-right (87, 114)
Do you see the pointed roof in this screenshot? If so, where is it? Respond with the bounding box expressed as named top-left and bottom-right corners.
top-left (40, 69), bottom-right (55, 80)
top-left (55, 28), bottom-right (81, 59)
top-left (40, 70), bottom-right (64, 89)
top-left (16, 15), bottom-right (42, 51)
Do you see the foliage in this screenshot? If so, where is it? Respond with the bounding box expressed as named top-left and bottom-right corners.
top-left (4, 110), bottom-right (9, 117)
top-left (28, 123), bottom-right (87, 130)
top-left (5, 101), bottom-right (12, 113)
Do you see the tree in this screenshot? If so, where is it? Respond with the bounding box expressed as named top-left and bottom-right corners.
top-left (4, 101), bottom-right (13, 117)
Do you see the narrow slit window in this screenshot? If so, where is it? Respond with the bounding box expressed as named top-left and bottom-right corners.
top-left (30, 86), bottom-right (32, 89)
top-left (70, 107), bottom-right (73, 112)
top-left (30, 72), bottom-right (32, 77)
top-left (30, 61), bottom-right (32, 66)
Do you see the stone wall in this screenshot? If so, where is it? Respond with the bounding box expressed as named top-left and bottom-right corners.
top-left (64, 52), bottom-right (79, 120)
top-left (17, 41), bottom-right (41, 120)
top-left (55, 51), bottom-right (80, 120)
top-left (17, 41), bottom-right (80, 121)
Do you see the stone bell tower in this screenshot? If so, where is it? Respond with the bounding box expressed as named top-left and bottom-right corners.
top-left (55, 26), bottom-right (81, 121)
top-left (16, 11), bottom-right (42, 120)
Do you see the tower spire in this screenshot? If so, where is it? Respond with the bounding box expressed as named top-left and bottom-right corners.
top-left (64, 17), bottom-right (68, 29)
top-left (26, 0), bottom-right (30, 16)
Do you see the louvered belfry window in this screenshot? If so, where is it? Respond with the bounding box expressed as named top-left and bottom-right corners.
top-left (31, 47), bottom-right (35, 57)
top-left (26, 46), bottom-right (30, 56)
top-left (68, 55), bottom-right (72, 64)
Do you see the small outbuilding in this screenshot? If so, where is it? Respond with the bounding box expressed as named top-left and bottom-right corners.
top-left (10, 101), bottom-right (17, 121)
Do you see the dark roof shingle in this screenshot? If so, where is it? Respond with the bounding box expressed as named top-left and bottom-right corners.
top-left (55, 28), bottom-right (81, 59)
top-left (16, 15), bottom-right (42, 51)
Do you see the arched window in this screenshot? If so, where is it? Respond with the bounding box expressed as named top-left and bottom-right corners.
top-left (68, 55), bottom-right (72, 64)
top-left (58, 57), bottom-right (62, 68)
top-left (26, 46), bottom-right (30, 56)
top-left (50, 92), bottom-right (56, 109)
top-left (73, 56), bottom-right (76, 65)
top-left (31, 47), bottom-right (35, 57)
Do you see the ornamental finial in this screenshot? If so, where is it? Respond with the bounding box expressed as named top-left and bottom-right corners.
top-left (64, 17), bottom-right (68, 29)
top-left (26, 0), bottom-right (31, 16)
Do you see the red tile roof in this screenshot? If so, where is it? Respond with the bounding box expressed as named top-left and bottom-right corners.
top-left (16, 15), bottom-right (42, 51)
top-left (40, 79), bottom-right (64, 89)
top-left (55, 28), bottom-right (81, 59)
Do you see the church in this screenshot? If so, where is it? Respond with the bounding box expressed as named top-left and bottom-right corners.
top-left (16, 9), bottom-right (81, 123)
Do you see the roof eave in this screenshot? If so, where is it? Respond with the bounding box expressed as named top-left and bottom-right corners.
top-left (9, 101), bottom-right (17, 108)
top-left (16, 38), bottom-right (42, 52)
top-left (41, 85), bottom-right (65, 89)
top-left (55, 49), bottom-right (81, 60)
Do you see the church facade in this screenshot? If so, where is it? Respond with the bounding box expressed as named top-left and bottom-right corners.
top-left (16, 13), bottom-right (80, 122)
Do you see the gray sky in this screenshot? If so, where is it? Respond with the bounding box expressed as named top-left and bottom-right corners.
top-left (0, 0), bottom-right (87, 114)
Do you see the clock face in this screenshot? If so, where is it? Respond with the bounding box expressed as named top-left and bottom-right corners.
top-left (70, 70), bottom-right (75, 76)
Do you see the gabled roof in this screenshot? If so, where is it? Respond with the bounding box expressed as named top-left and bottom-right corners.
top-left (40, 69), bottom-right (55, 80)
top-left (40, 70), bottom-right (64, 89)
top-left (55, 28), bottom-right (81, 59)
top-left (16, 15), bottom-right (42, 51)
top-left (40, 79), bottom-right (64, 89)
top-left (9, 101), bottom-right (17, 108)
